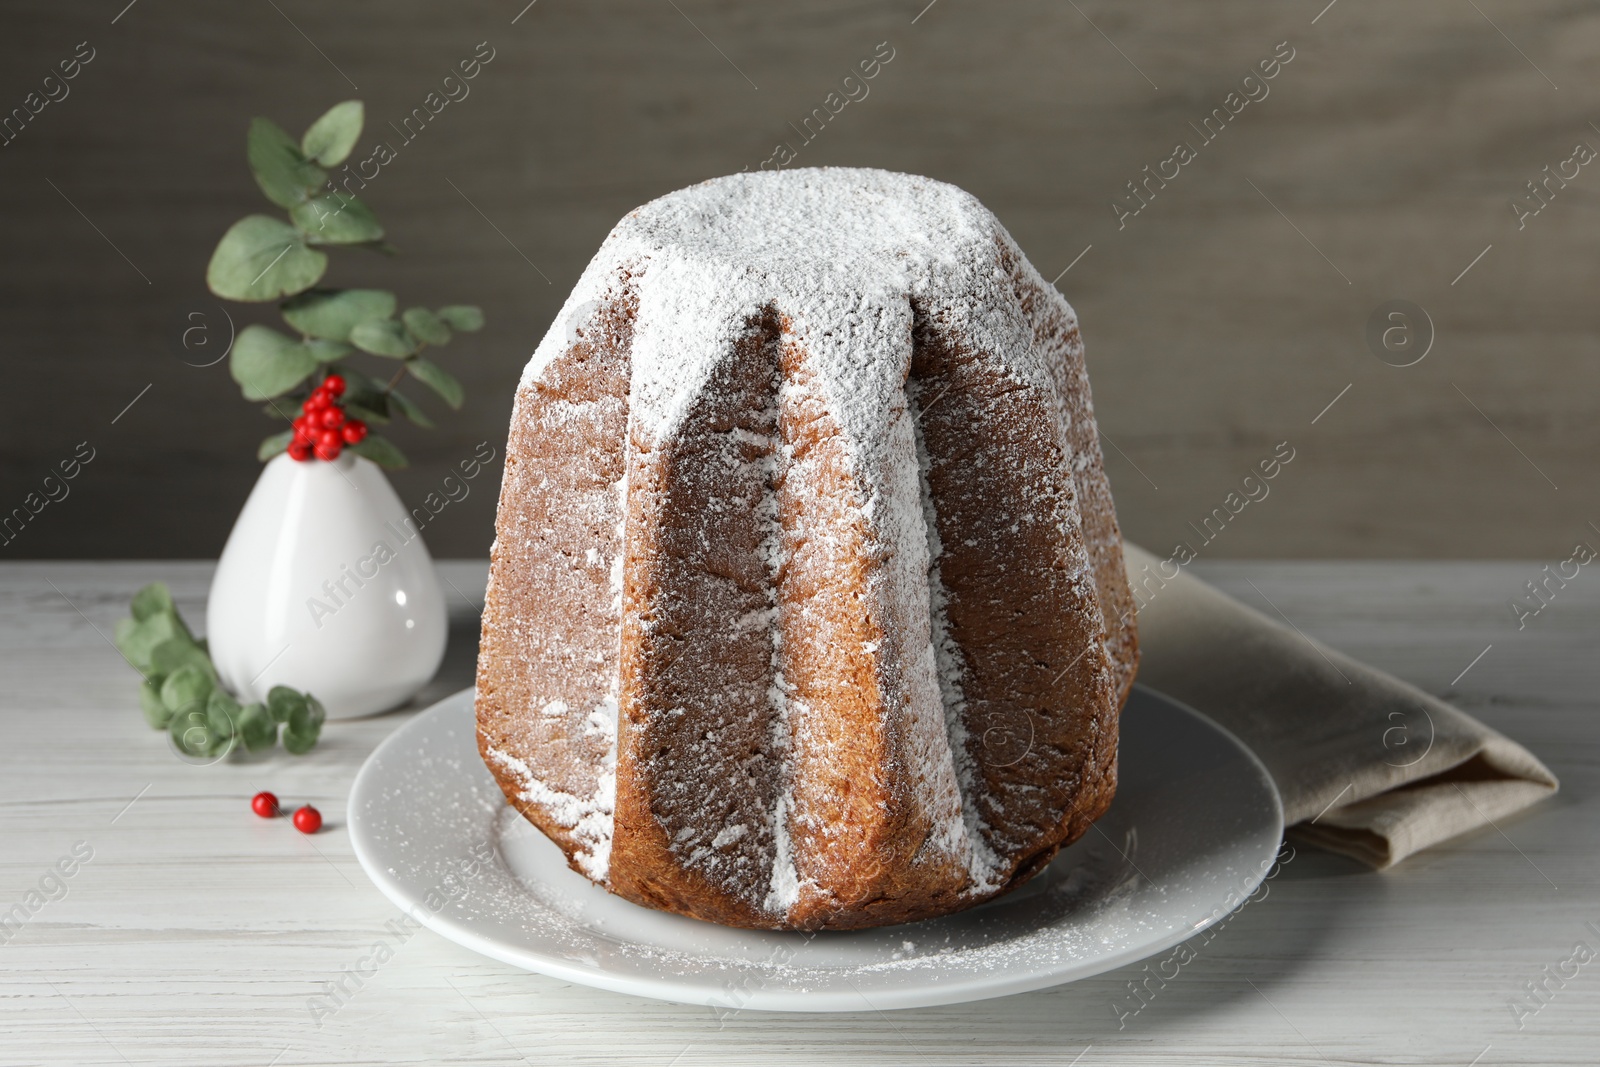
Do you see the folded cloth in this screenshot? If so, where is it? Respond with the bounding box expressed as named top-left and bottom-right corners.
top-left (1123, 543), bottom-right (1558, 867)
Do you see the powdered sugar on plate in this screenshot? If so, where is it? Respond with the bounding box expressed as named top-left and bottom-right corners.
top-left (347, 688), bottom-right (1283, 1011)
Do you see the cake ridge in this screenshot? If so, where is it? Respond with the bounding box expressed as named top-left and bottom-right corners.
top-left (757, 360), bottom-right (804, 917)
top-left (910, 376), bottom-right (1006, 894)
top-left (480, 168), bottom-right (1137, 930)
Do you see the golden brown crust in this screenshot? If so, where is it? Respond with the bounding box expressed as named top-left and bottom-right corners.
top-left (478, 293), bottom-right (1136, 929)
top-left (774, 322), bottom-right (971, 931)
top-left (995, 235), bottom-right (1140, 706)
top-left (910, 303), bottom-right (1120, 885)
top-left (608, 315), bottom-right (788, 927)
top-left (476, 175), bottom-right (1137, 931)
top-left (476, 286), bottom-right (636, 878)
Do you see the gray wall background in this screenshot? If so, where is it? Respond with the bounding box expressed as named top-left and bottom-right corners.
top-left (2, 0), bottom-right (1596, 559)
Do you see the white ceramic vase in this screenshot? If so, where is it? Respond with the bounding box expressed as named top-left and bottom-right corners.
top-left (207, 452), bottom-right (447, 720)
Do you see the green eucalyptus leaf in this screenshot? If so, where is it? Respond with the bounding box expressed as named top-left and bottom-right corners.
top-left (342, 399), bottom-right (389, 425)
top-left (435, 305), bottom-right (484, 332)
top-left (337, 369), bottom-right (392, 424)
top-left (386, 389), bottom-right (434, 428)
top-left (204, 690), bottom-right (243, 755)
top-left (301, 100), bottom-right (364, 167)
top-left (281, 289), bottom-right (397, 342)
top-left (206, 687), bottom-right (239, 715)
top-left (349, 317), bottom-right (416, 358)
top-left (207, 215), bottom-right (328, 302)
top-left (207, 726), bottom-right (237, 756)
top-left (247, 117), bottom-right (326, 208)
top-left (406, 357), bottom-right (463, 409)
top-left (282, 694), bottom-right (326, 754)
top-left (231, 325), bottom-right (318, 401)
top-left (258, 429), bottom-right (293, 462)
top-left (281, 730), bottom-right (316, 756)
top-left (337, 365), bottom-right (380, 389)
top-left (208, 687), bottom-right (244, 755)
top-left (401, 307), bottom-right (450, 346)
top-left (131, 582), bottom-right (174, 622)
top-left (149, 637), bottom-right (215, 680)
top-left (160, 664), bottom-right (214, 714)
top-left (140, 678), bottom-right (173, 729)
top-left (267, 685), bottom-right (305, 725)
top-left (237, 702), bottom-right (278, 752)
top-left (348, 434), bottom-right (408, 469)
top-left (113, 616), bottom-right (140, 666)
top-left (115, 611), bottom-right (183, 674)
top-left (290, 194), bottom-right (384, 245)
top-left (169, 706), bottom-right (212, 758)
top-left (306, 339), bottom-right (353, 363)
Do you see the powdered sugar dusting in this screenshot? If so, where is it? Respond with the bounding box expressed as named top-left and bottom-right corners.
top-left (500, 168), bottom-right (1126, 926)
top-left (764, 792), bottom-right (801, 913)
top-left (911, 385), bottom-right (1004, 893)
top-left (756, 387), bottom-right (806, 917)
top-left (487, 744), bottom-right (616, 880)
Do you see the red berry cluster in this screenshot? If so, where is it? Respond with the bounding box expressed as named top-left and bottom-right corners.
top-left (252, 791), bottom-right (322, 834)
top-left (287, 374), bottom-right (368, 462)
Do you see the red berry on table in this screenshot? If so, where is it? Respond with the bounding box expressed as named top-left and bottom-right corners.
top-left (292, 805), bottom-right (322, 834)
top-left (251, 791), bottom-right (280, 818)
top-left (319, 406), bottom-right (345, 430)
top-left (341, 419), bottom-right (368, 444)
top-left (287, 439), bottom-right (313, 462)
top-left (323, 374), bottom-right (346, 396)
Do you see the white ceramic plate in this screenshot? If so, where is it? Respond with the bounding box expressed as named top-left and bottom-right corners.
top-left (348, 685), bottom-right (1282, 1012)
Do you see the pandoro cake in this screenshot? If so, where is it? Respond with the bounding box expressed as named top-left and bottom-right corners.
top-left (475, 167), bottom-right (1137, 931)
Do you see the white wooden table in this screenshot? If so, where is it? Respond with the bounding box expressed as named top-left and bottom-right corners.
top-left (2, 560), bottom-right (1593, 1066)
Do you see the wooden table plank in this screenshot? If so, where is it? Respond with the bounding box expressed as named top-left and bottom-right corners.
top-left (0, 560), bottom-right (1594, 1066)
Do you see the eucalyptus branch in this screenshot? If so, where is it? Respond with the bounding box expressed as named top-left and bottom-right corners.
top-left (202, 98), bottom-right (484, 470)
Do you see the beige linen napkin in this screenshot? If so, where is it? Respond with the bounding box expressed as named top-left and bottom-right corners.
top-left (1124, 543), bottom-right (1558, 867)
